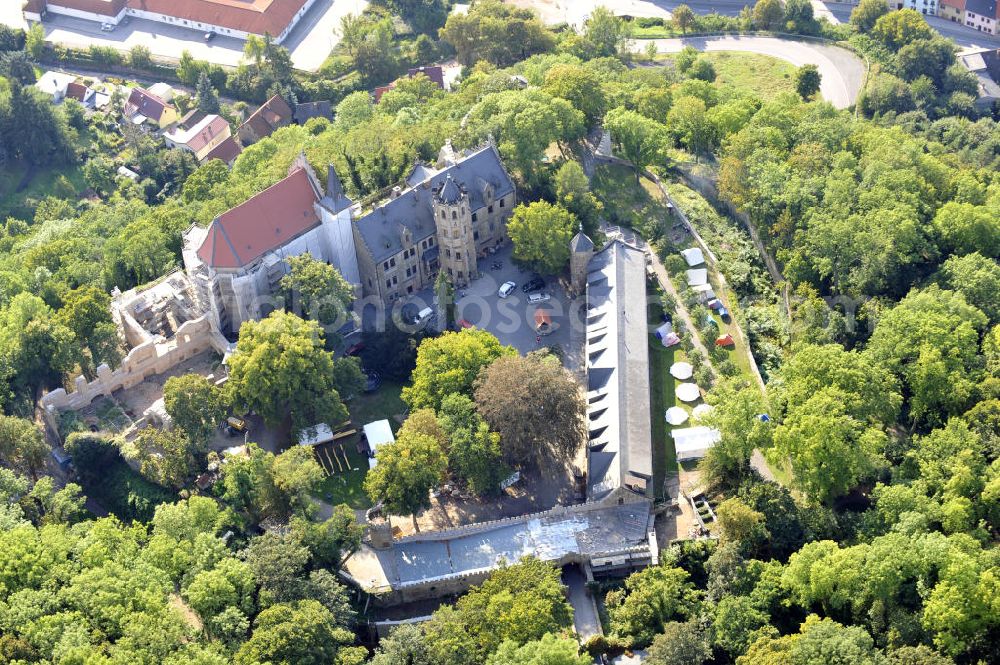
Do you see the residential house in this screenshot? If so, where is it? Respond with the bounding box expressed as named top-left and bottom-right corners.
top-left (124, 86), bottom-right (178, 128)
top-left (293, 100), bottom-right (333, 125)
top-left (164, 113), bottom-right (231, 162)
top-left (939, 0), bottom-right (966, 21)
top-left (237, 93), bottom-right (293, 146)
top-left (894, 0), bottom-right (938, 13)
top-left (35, 71), bottom-right (76, 102)
top-left (959, 47), bottom-right (1000, 107)
top-left (203, 136), bottom-right (243, 166)
top-left (352, 142), bottom-right (515, 302)
top-left (965, 0), bottom-right (999, 32)
top-left (374, 65), bottom-right (446, 102)
top-left (65, 81), bottom-right (95, 106)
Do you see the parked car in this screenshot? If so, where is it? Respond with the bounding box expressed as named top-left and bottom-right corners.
top-left (522, 277), bottom-right (545, 293)
top-left (528, 292), bottom-right (551, 304)
top-left (225, 415), bottom-right (248, 436)
top-left (498, 281), bottom-right (516, 298)
top-left (413, 307), bottom-right (435, 325)
top-left (204, 32), bottom-right (215, 42)
top-left (100, 23), bottom-right (114, 32)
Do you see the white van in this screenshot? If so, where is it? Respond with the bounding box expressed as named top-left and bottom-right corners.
top-left (414, 307), bottom-right (435, 324)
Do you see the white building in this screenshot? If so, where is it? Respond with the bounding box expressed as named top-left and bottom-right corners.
top-left (35, 71), bottom-right (76, 102)
top-left (182, 157), bottom-right (359, 338)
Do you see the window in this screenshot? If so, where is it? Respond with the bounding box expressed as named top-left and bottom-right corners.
top-left (390, 258), bottom-right (396, 268)
top-left (455, 252), bottom-right (461, 260)
top-left (383, 261), bottom-right (389, 270)
top-left (499, 198), bottom-right (505, 208)
top-left (472, 212), bottom-right (478, 222)
top-left (440, 210), bottom-right (445, 219)
top-left (488, 205), bottom-right (494, 214)
top-left (474, 231), bottom-right (480, 240)
top-left (452, 211), bottom-right (457, 219)
top-left (385, 279), bottom-right (392, 289)
top-left (458, 271), bottom-right (463, 279)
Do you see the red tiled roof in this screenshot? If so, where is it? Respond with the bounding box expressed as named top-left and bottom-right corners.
top-left (197, 167), bottom-right (320, 269)
top-left (125, 87), bottom-right (170, 121)
top-left (238, 94), bottom-right (292, 144)
top-left (204, 135), bottom-right (242, 164)
top-left (35, 0), bottom-right (126, 18)
top-left (125, 0), bottom-right (307, 36)
top-left (186, 115), bottom-right (230, 153)
top-left (65, 81), bottom-right (89, 101)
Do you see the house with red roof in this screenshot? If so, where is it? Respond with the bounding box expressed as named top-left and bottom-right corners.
top-left (164, 113), bottom-right (231, 162)
top-left (237, 94), bottom-right (293, 146)
top-left (124, 86), bottom-right (178, 128)
top-left (181, 157), bottom-right (359, 337)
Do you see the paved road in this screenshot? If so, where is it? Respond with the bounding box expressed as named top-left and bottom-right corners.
top-left (563, 566), bottom-right (602, 641)
top-left (285, 0), bottom-right (369, 72)
top-left (643, 35), bottom-right (866, 108)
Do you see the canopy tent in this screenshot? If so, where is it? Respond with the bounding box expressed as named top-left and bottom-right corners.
top-left (676, 382), bottom-right (701, 403)
top-left (669, 361), bottom-right (693, 380)
top-left (534, 308), bottom-right (553, 335)
top-left (686, 269), bottom-right (709, 287)
top-left (671, 426), bottom-right (722, 461)
top-left (363, 420), bottom-right (395, 470)
top-left (692, 283), bottom-right (716, 302)
top-left (715, 334), bottom-right (735, 347)
top-left (681, 247), bottom-right (705, 267)
top-left (654, 322), bottom-right (673, 339)
top-left (661, 332), bottom-right (681, 347)
top-left (665, 407), bottom-right (689, 425)
top-left (692, 404), bottom-right (715, 420)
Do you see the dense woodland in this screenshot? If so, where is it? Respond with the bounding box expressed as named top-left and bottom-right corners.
top-left (0, 0), bottom-right (998, 663)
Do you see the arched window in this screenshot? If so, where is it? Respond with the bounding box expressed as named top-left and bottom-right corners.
top-left (452, 211), bottom-right (457, 220)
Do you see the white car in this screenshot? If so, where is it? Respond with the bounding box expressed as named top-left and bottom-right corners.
top-left (498, 281), bottom-right (516, 298)
top-left (528, 292), bottom-right (551, 304)
top-left (100, 23), bottom-right (115, 32)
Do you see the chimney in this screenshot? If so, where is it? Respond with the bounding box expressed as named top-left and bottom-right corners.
top-left (391, 186), bottom-right (401, 199)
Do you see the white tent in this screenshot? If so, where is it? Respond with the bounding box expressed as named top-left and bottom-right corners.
top-left (692, 404), bottom-right (715, 420)
top-left (655, 321), bottom-right (673, 338)
top-left (676, 382), bottom-right (701, 403)
top-left (665, 407), bottom-right (689, 425)
top-left (681, 247), bottom-right (705, 267)
top-left (672, 426), bottom-right (721, 461)
top-left (669, 361), bottom-right (693, 380)
top-left (686, 269), bottom-right (708, 287)
top-left (364, 420), bottom-right (395, 470)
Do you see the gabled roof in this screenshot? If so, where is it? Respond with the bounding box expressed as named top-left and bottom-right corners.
top-left (197, 167), bottom-right (320, 270)
top-left (125, 0), bottom-right (308, 36)
top-left (239, 94), bottom-right (293, 144)
top-left (204, 136), bottom-right (243, 165)
top-left (165, 114), bottom-right (229, 153)
top-left (65, 81), bottom-right (91, 102)
top-left (407, 65), bottom-right (445, 88)
top-left (354, 144), bottom-right (514, 263)
top-left (293, 100), bottom-right (333, 124)
top-left (125, 87), bottom-right (171, 121)
top-left (965, 0), bottom-right (997, 15)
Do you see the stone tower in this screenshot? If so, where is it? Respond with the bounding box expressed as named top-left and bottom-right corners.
top-left (433, 175), bottom-right (477, 287)
top-left (569, 227), bottom-right (595, 295)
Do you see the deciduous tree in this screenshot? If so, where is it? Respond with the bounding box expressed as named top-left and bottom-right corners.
top-left (795, 64), bottom-right (821, 100)
top-left (507, 201), bottom-right (576, 275)
top-left (163, 374), bottom-right (227, 446)
top-left (363, 430), bottom-right (446, 528)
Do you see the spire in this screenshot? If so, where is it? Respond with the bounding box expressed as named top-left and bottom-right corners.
top-left (570, 226), bottom-right (595, 253)
top-left (437, 174), bottom-right (462, 204)
top-left (321, 163), bottom-right (353, 214)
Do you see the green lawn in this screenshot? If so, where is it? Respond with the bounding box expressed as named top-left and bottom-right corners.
top-left (310, 381), bottom-right (408, 510)
top-left (702, 52), bottom-right (798, 100)
top-left (592, 163), bottom-right (674, 241)
top-left (649, 299), bottom-right (681, 498)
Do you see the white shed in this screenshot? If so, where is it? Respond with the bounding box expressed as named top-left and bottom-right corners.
top-left (686, 268), bottom-right (709, 287)
top-left (671, 426), bottom-right (721, 461)
top-left (681, 247), bottom-right (705, 267)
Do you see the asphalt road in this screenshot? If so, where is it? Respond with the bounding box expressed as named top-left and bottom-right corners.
top-left (645, 34), bottom-right (866, 108)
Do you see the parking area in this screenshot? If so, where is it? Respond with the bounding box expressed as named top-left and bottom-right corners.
top-left (397, 245), bottom-right (586, 374)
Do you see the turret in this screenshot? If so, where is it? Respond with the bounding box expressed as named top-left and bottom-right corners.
top-left (432, 175), bottom-right (477, 287)
top-left (569, 227), bottom-right (595, 296)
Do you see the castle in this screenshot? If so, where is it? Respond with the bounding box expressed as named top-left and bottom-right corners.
top-left (180, 142), bottom-right (515, 337)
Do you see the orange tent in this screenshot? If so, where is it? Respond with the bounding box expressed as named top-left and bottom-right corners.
top-left (534, 308), bottom-right (553, 335)
top-left (715, 333), bottom-right (734, 347)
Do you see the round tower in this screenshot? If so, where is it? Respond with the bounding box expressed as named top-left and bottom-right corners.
top-left (569, 227), bottom-right (595, 296)
top-left (433, 175), bottom-right (477, 287)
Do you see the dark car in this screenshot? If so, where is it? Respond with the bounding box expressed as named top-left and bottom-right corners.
top-left (521, 277), bottom-right (545, 293)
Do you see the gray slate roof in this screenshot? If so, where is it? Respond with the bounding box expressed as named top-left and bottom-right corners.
top-left (322, 164), bottom-right (352, 214)
top-left (966, 0), bottom-right (997, 15)
top-left (585, 240), bottom-right (654, 501)
top-left (354, 144), bottom-right (515, 263)
top-left (571, 230), bottom-right (595, 253)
